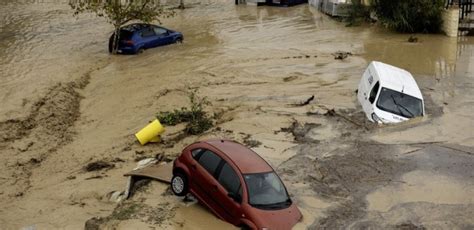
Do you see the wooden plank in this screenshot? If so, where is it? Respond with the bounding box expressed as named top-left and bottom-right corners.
top-left (124, 163), bottom-right (173, 184)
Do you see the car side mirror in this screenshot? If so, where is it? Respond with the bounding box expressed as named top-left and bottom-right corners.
top-left (228, 192), bottom-right (241, 203)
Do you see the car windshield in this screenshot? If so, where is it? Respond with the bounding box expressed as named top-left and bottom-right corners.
top-left (244, 172), bottom-right (291, 210)
top-left (376, 87), bottom-right (423, 118)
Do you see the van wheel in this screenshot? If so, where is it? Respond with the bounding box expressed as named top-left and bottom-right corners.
top-left (171, 172), bottom-right (188, 196)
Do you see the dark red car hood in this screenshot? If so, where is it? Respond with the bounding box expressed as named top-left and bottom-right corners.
top-left (250, 203), bottom-right (302, 230)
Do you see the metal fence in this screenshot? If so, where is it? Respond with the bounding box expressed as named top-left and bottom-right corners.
top-left (446, 0), bottom-right (473, 20)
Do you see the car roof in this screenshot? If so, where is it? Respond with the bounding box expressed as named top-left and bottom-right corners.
top-left (122, 23), bottom-right (160, 32)
top-left (370, 61), bottom-right (423, 100)
top-left (202, 139), bottom-right (274, 174)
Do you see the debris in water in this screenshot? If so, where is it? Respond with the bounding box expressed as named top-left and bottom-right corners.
top-left (408, 35), bottom-right (419, 43)
top-left (135, 119), bottom-right (165, 145)
top-left (243, 134), bottom-right (262, 148)
top-left (324, 109), bottom-right (336, 116)
top-left (396, 222), bottom-right (426, 230)
top-left (280, 120), bottom-right (321, 144)
top-left (283, 76), bottom-right (299, 82)
top-left (332, 51), bottom-right (352, 60)
top-left (83, 160), bottom-right (115, 172)
top-left (300, 95), bottom-right (315, 106)
top-left (85, 175), bottom-right (105, 180)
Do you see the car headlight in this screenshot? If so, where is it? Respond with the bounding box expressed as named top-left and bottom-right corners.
top-left (371, 113), bottom-right (382, 123)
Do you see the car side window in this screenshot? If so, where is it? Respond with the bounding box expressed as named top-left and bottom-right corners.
top-left (141, 28), bottom-right (155, 37)
top-left (191, 148), bottom-right (203, 159)
top-left (369, 81), bottom-right (380, 104)
top-left (197, 150), bottom-right (222, 176)
top-left (217, 163), bottom-right (241, 196)
top-left (153, 27), bottom-right (168, 35)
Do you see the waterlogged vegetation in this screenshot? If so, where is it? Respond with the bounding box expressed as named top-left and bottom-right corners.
top-left (345, 0), bottom-right (446, 33)
top-left (372, 0), bottom-right (446, 33)
top-left (157, 90), bottom-right (214, 135)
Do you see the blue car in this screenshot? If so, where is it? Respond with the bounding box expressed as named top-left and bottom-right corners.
top-left (108, 23), bottom-right (183, 54)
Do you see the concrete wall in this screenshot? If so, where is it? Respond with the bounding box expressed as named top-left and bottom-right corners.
top-left (442, 8), bottom-right (460, 37)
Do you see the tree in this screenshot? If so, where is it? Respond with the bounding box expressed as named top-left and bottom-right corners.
top-left (371, 0), bottom-right (445, 33)
top-left (69, 0), bottom-right (175, 54)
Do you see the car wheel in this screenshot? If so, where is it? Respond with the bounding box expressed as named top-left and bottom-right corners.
top-left (240, 225), bottom-right (251, 230)
top-left (176, 37), bottom-right (183, 44)
top-left (171, 172), bottom-right (188, 196)
top-left (137, 48), bottom-right (144, 54)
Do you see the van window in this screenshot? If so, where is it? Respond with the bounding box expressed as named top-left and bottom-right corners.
top-left (197, 150), bottom-right (222, 176)
top-left (217, 163), bottom-right (241, 196)
top-left (369, 81), bottom-right (380, 104)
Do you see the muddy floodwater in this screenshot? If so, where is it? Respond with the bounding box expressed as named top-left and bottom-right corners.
top-left (1, 0), bottom-right (474, 229)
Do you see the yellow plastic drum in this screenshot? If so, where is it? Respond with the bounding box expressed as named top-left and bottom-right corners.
top-left (135, 119), bottom-right (165, 145)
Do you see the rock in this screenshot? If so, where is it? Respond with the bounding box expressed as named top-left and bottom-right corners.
top-left (84, 217), bottom-right (104, 230)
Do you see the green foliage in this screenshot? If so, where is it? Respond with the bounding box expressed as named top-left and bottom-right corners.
top-left (157, 90), bottom-right (213, 135)
top-left (371, 0), bottom-right (445, 33)
top-left (345, 0), bottom-right (371, 26)
top-left (69, 0), bottom-right (175, 53)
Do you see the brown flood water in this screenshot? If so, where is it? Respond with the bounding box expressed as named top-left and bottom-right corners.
top-left (1, 0), bottom-right (474, 229)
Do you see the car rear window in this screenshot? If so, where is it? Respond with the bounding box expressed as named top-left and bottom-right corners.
top-left (119, 30), bottom-right (133, 40)
top-left (198, 150), bottom-right (222, 176)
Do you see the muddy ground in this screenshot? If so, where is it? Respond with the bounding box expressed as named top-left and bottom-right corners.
top-left (1, 0), bottom-right (474, 229)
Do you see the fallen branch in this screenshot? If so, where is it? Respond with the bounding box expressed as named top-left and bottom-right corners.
top-left (300, 95), bottom-right (315, 106)
top-left (312, 104), bottom-right (370, 131)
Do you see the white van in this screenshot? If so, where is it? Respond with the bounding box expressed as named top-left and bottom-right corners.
top-left (357, 61), bottom-right (425, 124)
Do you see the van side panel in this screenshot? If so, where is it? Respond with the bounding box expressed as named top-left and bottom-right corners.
top-left (358, 63), bottom-right (377, 121)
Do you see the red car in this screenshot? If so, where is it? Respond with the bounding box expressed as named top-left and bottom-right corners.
top-left (171, 139), bottom-right (302, 230)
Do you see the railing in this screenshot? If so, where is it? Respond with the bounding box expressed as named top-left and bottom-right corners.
top-left (446, 0), bottom-right (454, 8)
top-left (446, 0), bottom-right (473, 20)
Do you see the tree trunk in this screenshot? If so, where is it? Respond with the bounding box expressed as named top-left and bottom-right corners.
top-left (112, 26), bottom-right (121, 55)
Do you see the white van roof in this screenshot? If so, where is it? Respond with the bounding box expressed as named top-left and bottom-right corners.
top-left (370, 61), bottom-right (423, 99)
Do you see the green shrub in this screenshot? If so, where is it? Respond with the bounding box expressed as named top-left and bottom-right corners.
top-left (157, 90), bottom-right (213, 135)
top-left (346, 0), bottom-right (371, 26)
top-left (372, 0), bottom-right (445, 33)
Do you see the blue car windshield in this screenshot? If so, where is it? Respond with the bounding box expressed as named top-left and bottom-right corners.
top-left (376, 87), bottom-right (423, 118)
top-left (244, 172), bottom-right (291, 210)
